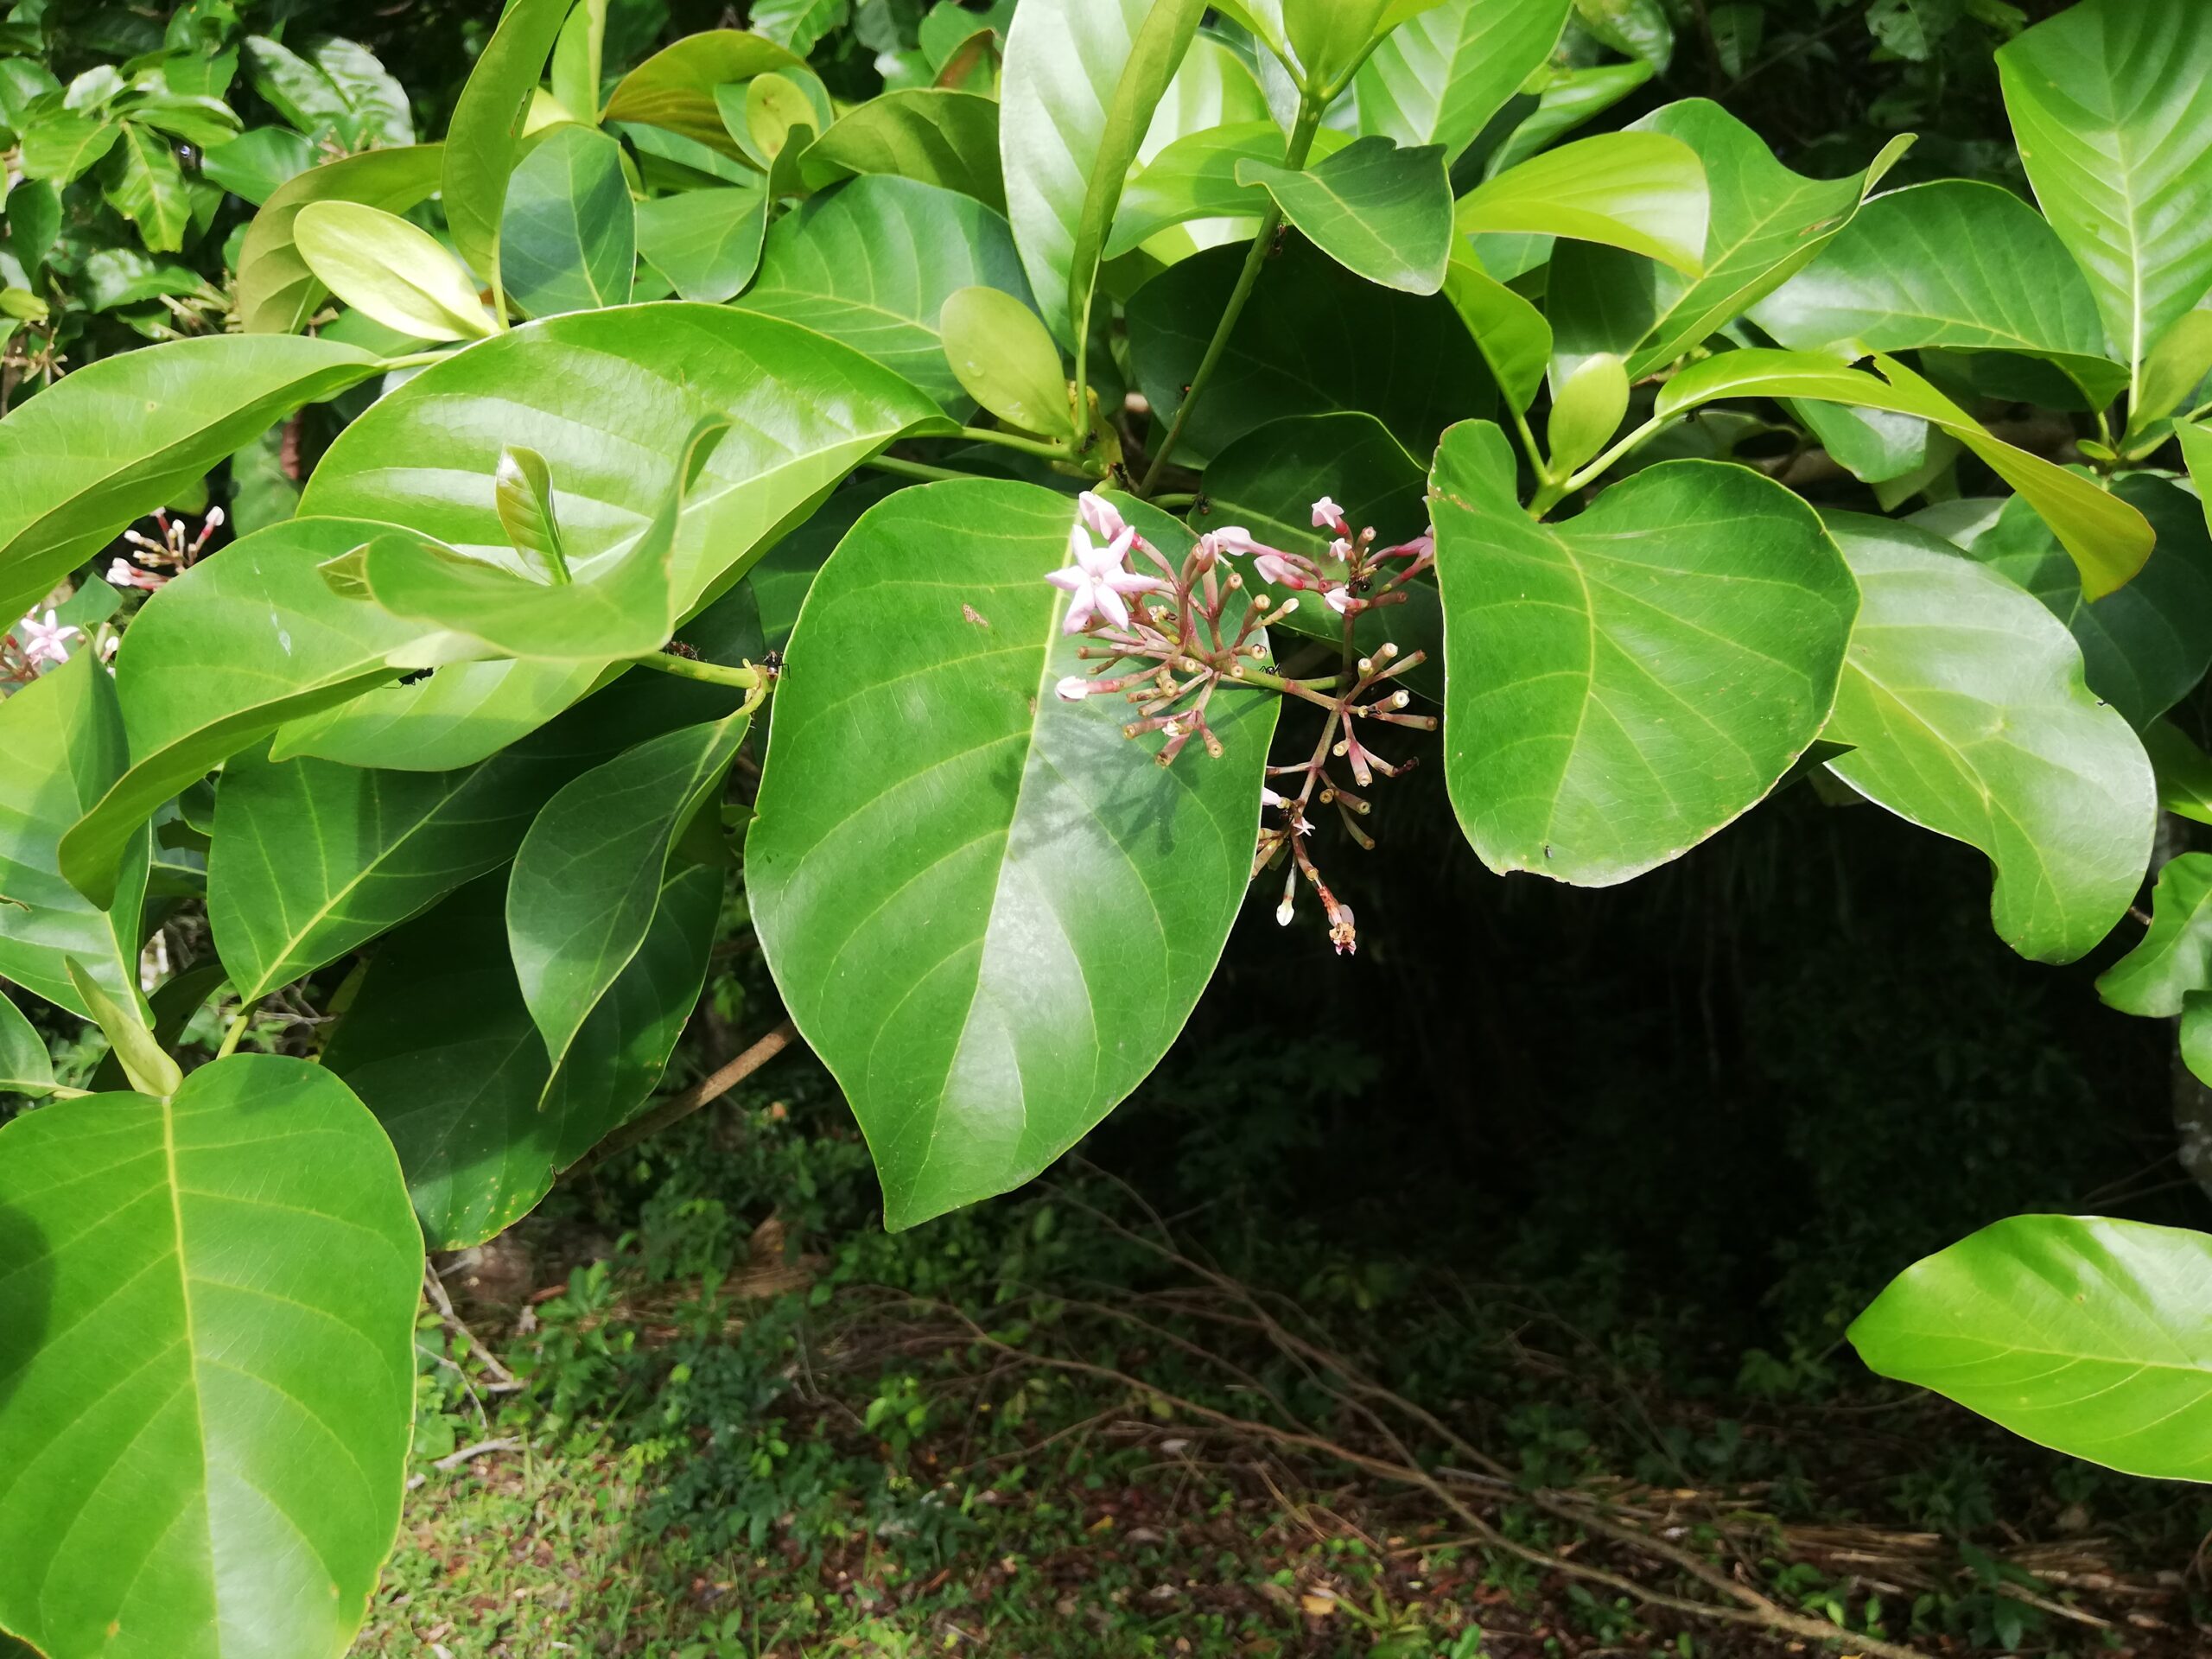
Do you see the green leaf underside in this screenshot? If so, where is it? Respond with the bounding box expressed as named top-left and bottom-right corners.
top-left (2097, 852), bottom-right (2212, 1016)
top-left (747, 482), bottom-right (1278, 1229)
top-left (1237, 136), bottom-right (1452, 296)
top-left (602, 31), bottom-right (808, 156)
top-left (0, 334), bottom-right (381, 627)
top-left (1432, 420), bottom-right (1856, 886)
top-left (0, 653), bottom-right (149, 1018)
top-left (509, 711), bottom-right (748, 1073)
top-left (237, 144), bottom-right (445, 335)
top-left (0, 1056), bottom-right (422, 1659)
top-left (738, 175), bottom-right (1032, 415)
top-left (327, 871), bottom-right (720, 1247)
top-left (1850, 1215), bottom-right (2212, 1482)
top-left (1820, 512), bottom-right (2152, 964)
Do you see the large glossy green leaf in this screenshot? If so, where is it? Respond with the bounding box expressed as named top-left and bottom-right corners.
top-left (273, 659), bottom-right (603, 774)
top-left (1549, 100), bottom-right (1909, 380)
top-left (1432, 420), bottom-right (1855, 885)
top-left (237, 143), bottom-right (444, 334)
top-left (2096, 853), bottom-right (2212, 1016)
top-left (1998, 0), bottom-right (2212, 383)
top-left (442, 0), bottom-right (571, 302)
top-left (1657, 350), bottom-right (2154, 599)
top-left (1001, 0), bottom-right (1207, 346)
top-left (1354, 0), bottom-right (1573, 165)
top-left (327, 868), bottom-right (720, 1247)
top-left (509, 709), bottom-right (746, 1077)
top-left (634, 186), bottom-right (767, 303)
top-left (0, 334), bottom-right (381, 626)
top-left (601, 31), bottom-right (807, 156)
top-left (0, 988), bottom-right (51, 1092)
top-left (1851, 1215), bottom-right (2212, 1481)
top-left (749, 482), bottom-right (1278, 1228)
top-left (1192, 411), bottom-right (1440, 698)
top-left (804, 88), bottom-right (1004, 211)
top-left (294, 201), bottom-right (497, 341)
top-left (0, 654), bottom-right (148, 1018)
top-left (1129, 236), bottom-right (1491, 467)
top-left (1956, 478), bottom-right (2212, 731)
top-left (1454, 131), bottom-right (1707, 274)
top-left (0, 1055), bottom-right (421, 1659)
top-left (739, 175), bottom-right (1031, 414)
top-left (1821, 512), bottom-right (2152, 964)
top-left (1752, 181), bottom-right (2123, 406)
top-left (501, 124), bottom-right (636, 317)
top-left (59, 517), bottom-right (428, 910)
top-left (1237, 137), bottom-right (1452, 295)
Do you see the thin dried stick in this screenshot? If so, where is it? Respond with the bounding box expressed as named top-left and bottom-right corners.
top-left (572, 1020), bottom-right (798, 1174)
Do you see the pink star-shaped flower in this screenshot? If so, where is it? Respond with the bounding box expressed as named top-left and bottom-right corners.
top-left (1077, 492), bottom-right (1128, 542)
top-left (13, 609), bottom-right (79, 666)
top-left (1312, 496), bottom-right (1347, 531)
top-left (1046, 523), bottom-right (1166, 635)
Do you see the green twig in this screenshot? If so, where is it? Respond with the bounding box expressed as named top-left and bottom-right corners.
top-left (864, 454), bottom-right (972, 486)
top-left (958, 425), bottom-right (1090, 467)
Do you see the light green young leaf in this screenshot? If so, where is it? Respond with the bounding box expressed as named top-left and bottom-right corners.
top-left (0, 1056), bottom-right (422, 1659)
top-left (635, 186), bottom-right (768, 302)
top-left (1999, 0), bottom-right (2212, 383)
top-left (802, 88), bottom-right (1005, 210)
top-left (1441, 248), bottom-right (1550, 412)
top-left (740, 175), bottom-right (1032, 416)
top-left (550, 0), bottom-right (607, 125)
top-left (294, 200), bottom-right (497, 340)
top-left (1433, 420), bottom-right (1853, 885)
top-left (509, 711), bottom-right (748, 1077)
top-left (237, 143), bottom-right (445, 334)
top-left (939, 284), bottom-right (1076, 438)
top-left (750, 484), bottom-right (1277, 1229)
top-left (1355, 0), bottom-right (1573, 165)
top-left (442, 0), bottom-right (572, 304)
top-left (496, 445), bottom-right (570, 582)
top-left (499, 124), bottom-right (636, 317)
top-left (1658, 350), bottom-right (2154, 598)
top-left (1237, 136), bottom-right (1452, 295)
top-left (1283, 0), bottom-right (1393, 90)
top-left (1001, 0), bottom-right (1208, 346)
top-left (0, 988), bottom-right (52, 1093)
top-left (1821, 512), bottom-right (2152, 964)
top-left (1454, 130), bottom-right (1707, 274)
top-left (1753, 181), bottom-right (2123, 408)
top-left (602, 30), bottom-right (809, 156)
top-left (1482, 60), bottom-right (1653, 179)
top-left (1851, 1215), bottom-right (2212, 1481)
top-left (1575, 0), bottom-right (1672, 69)
top-left (731, 72), bottom-right (816, 168)
top-left (2135, 311), bottom-right (2212, 433)
top-left (1107, 124), bottom-right (1351, 260)
top-left (2096, 854), bottom-right (2212, 1016)
top-left (1546, 351), bottom-right (1627, 477)
top-left (64, 956), bottom-right (181, 1097)
top-left (0, 654), bottom-right (148, 1019)
top-left (101, 122), bottom-right (190, 251)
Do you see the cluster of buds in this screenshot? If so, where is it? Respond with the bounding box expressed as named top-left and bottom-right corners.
top-left (106, 505), bottom-right (224, 592)
top-left (1046, 491), bottom-right (1439, 955)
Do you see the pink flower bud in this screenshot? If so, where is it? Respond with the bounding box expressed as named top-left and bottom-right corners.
top-left (1056, 676), bottom-right (1092, 701)
top-left (1078, 492), bottom-right (1127, 542)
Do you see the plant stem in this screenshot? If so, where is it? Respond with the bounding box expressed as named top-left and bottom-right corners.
top-left (215, 1007), bottom-right (252, 1061)
top-left (1139, 96), bottom-right (1326, 498)
top-left (957, 425), bottom-right (1091, 467)
top-left (632, 651), bottom-right (768, 710)
top-left (571, 1020), bottom-right (799, 1175)
top-left (1151, 493), bottom-right (1198, 512)
top-left (864, 454), bottom-right (971, 486)
top-left (1529, 414), bottom-right (1670, 517)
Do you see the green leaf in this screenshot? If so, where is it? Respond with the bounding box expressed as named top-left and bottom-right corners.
top-left (1484, 60), bottom-right (1654, 180)
top-left (1441, 248), bottom-right (1550, 412)
top-left (804, 87), bottom-right (1005, 212)
top-left (1129, 236), bottom-right (1493, 467)
top-left (0, 1055), bottom-right (422, 1658)
top-left (1455, 131), bottom-right (1707, 275)
top-left (749, 482), bottom-right (1278, 1228)
top-left (243, 34), bottom-right (412, 150)
top-left (634, 186), bottom-right (768, 303)
top-left (728, 73), bottom-right (817, 171)
top-left (1549, 100), bottom-right (1910, 380)
top-left (1107, 124), bottom-right (1352, 261)
top-left (7, 178), bottom-right (60, 278)
top-left (65, 955), bottom-right (181, 1097)
top-left (1657, 350), bottom-right (2154, 599)
top-left (500, 124), bottom-right (636, 317)
top-left (1547, 352), bottom-right (1628, 477)
top-left (2147, 720), bottom-right (2212, 825)
top-left (199, 126), bottom-right (315, 206)
top-left (294, 200), bottom-right (497, 341)
top-left (1236, 137), bottom-right (1452, 295)
top-left (1141, 32), bottom-right (1272, 168)
top-left (1191, 411), bottom-right (1441, 699)
top-left (550, 0), bottom-right (607, 124)
top-left (1354, 0), bottom-right (1573, 166)
top-left (601, 30), bottom-right (809, 156)
top-left (496, 445), bottom-right (570, 582)
top-left (509, 711), bottom-right (746, 1080)
top-left (17, 115), bottom-right (119, 184)
top-left (1284, 0), bottom-right (1395, 88)
top-left (327, 867), bottom-right (718, 1247)
top-left (1998, 0), bottom-right (2212, 381)
top-left (119, 92), bottom-right (242, 149)
top-left (739, 175), bottom-right (1033, 415)
top-left (1753, 181), bottom-right (2123, 407)
top-left (1001, 0), bottom-right (1208, 346)
top-left (274, 659), bottom-right (605, 775)
top-left (751, 0), bottom-right (850, 56)
top-left (938, 284), bottom-right (1074, 438)
top-left (442, 0), bottom-right (572, 307)
top-left (1850, 1215), bottom-right (2212, 1481)
top-left (2097, 853), bottom-right (2212, 1016)
top-left (1432, 420), bottom-right (1855, 884)
top-left (2134, 310), bottom-right (2212, 433)
top-left (1820, 512), bottom-right (2152, 963)
top-left (101, 123), bottom-right (190, 251)
top-left (0, 654), bottom-right (148, 1018)
top-left (1575, 0), bottom-right (1673, 69)
top-left (0, 988), bottom-right (52, 1093)
top-left (1956, 477), bottom-right (2212, 731)
top-left (356, 421), bottom-right (728, 662)
top-left (58, 517), bottom-right (431, 910)
top-left (236, 143), bottom-right (446, 335)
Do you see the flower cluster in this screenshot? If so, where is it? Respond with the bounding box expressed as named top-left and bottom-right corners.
top-left (106, 505), bottom-right (224, 592)
top-left (1046, 491), bottom-right (1440, 955)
